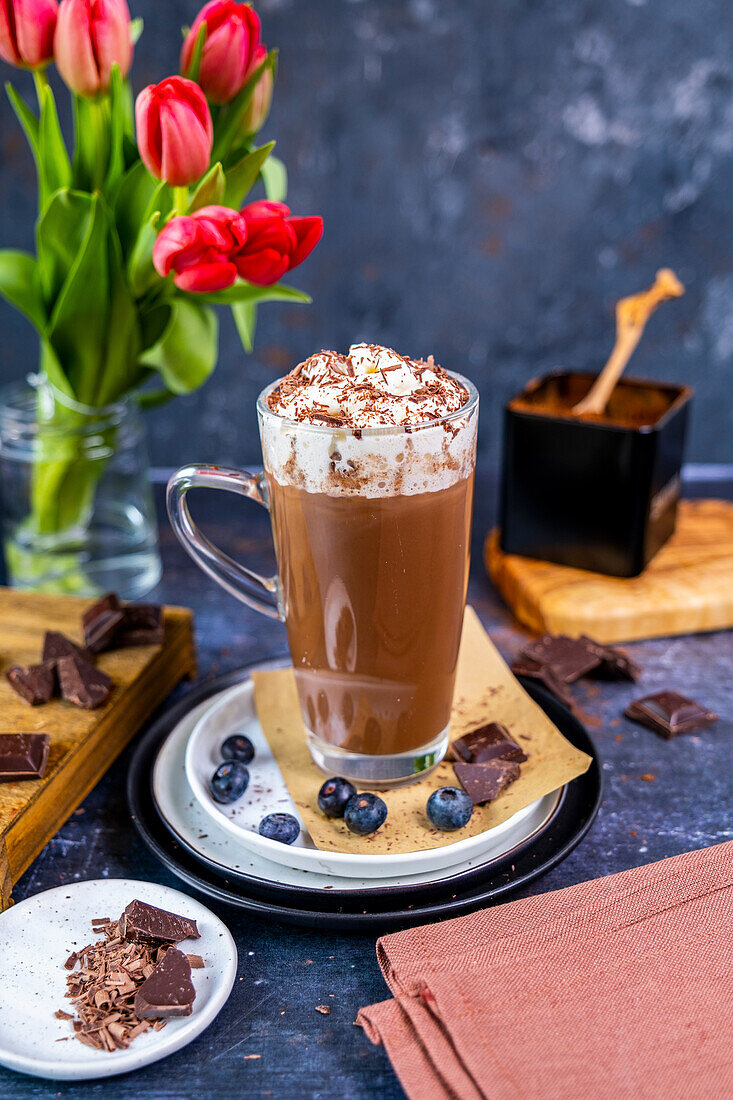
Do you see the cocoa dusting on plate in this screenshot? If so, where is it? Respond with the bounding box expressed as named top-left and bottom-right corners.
top-left (58, 904), bottom-right (201, 1052)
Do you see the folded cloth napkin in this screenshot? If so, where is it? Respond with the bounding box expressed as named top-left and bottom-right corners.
top-left (358, 842), bottom-right (733, 1100)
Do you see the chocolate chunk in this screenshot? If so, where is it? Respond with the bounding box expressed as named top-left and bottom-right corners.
top-left (519, 634), bottom-right (602, 683)
top-left (82, 594), bottom-right (125, 654)
top-left (625, 691), bottom-right (718, 739)
top-left (134, 949), bottom-right (196, 1020)
top-left (450, 721), bottom-right (528, 764)
top-left (42, 631), bottom-right (92, 665)
top-left (0, 733), bottom-right (50, 781)
top-left (454, 759), bottom-right (521, 805)
top-left (115, 604), bottom-right (164, 647)
top-left (6, 662), bottom-right (57, 705)
top-left (57, 655), bottom-right (113, 709)
top-left (512, 655), bottom-right (576, 709)
top-left (119, 900), bottom-right (200, 944)
top-left (580, 636), bottom-right (641, 681)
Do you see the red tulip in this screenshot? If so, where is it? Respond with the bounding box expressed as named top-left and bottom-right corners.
top-left (136, 76), bottom-right (213, 187)
top-left (181, 0), bottom-right (261, 105)
top-left (232, 201), bottom-right (323, 286)
top-left (239, 45), bottom-right (272, 134)
top-left (0, 0), bottom-right (58, 68)
top-left (54, 0), bottom-right (132, 96)
top-left (153, 205), bottom-right (248, 293)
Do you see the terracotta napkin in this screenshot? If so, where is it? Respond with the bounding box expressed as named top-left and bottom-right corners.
top-left (358, 842), bottom-right (733, 1100)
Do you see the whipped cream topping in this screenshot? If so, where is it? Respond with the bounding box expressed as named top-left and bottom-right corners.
top-left (266, 344), bottom-right (468, 428)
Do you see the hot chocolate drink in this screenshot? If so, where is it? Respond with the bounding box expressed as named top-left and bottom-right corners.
top-left (262, 344), bottom-right (478, 783)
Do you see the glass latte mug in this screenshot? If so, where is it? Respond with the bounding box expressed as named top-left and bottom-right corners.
top-left (167, 374), bottom-right (478, 786)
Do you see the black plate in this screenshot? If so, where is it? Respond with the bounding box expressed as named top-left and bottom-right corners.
top-left (127, 666), bottom-right (602, 931)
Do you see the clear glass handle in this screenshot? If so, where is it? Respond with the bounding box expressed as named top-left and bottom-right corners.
top-left (166, 464), bottom-right (283, 621)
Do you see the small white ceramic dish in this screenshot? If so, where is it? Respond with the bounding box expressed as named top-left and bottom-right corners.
top-left (184, 679), bottom-right (556, 879)
top-left (156, 694), bottom-right (560, 892)
top-left (0, 879), bottom-right (237, 1081)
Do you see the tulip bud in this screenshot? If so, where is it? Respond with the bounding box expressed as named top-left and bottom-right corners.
top-left (181, 0), bottom-right (261, 105)
top-left (153, 205), bottom-right (248, 293)
top-left (136, 76), bottom-right (213, 188)
top-left (54, 0), bottom-right (132, 96)
top-left (239, 45), bottom-right (272, 134)
top-left (232, 201), bottom-right (323, 286)
top-left (0, 0), bottom-right (58, 69)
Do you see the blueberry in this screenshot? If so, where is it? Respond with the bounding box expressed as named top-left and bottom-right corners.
top-left (259, 812), bottom-right (300, 845)
top-left (209, 760), bottom-right (249, 804)
top-left (318, 776), bottom-right (357, 818)
top-left (426, 786), bottom-right (473, 831)
top-left (344, 792), bottom-right (388, 836)
top-left (221, 733), bottom-right (255, 764)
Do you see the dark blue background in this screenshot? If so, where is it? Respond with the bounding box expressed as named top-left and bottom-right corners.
top-left (1, 0), bottom-right (732, 474)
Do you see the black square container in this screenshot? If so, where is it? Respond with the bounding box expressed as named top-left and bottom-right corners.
top-left (499, 371), bottom-right (693, 578)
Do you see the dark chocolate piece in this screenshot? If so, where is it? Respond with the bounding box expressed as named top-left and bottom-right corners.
top-left (625, 691), bottom-right (718, 739)
top-left (519, 634), bottom-right (601, 683)
top-left (82, 593), bottom-right (125, 654)
top-left (0, 733), bottom-right (50, 781)
top-left (453, 759), bottom-right (521, 805)
top-left (57, 655), bottom-right (113, 710)
top-left (450, 721), bottom-right (528, 764)
top-left (42, 631), bottom-right (92, 665)
top-left (580, 636), bottom-right (641, 681)
top-left (511, 655), bottom-right (576, 709)
top-left (119, 899), bottom-right (200, 944)
top-left (6, 662), bottom-right (57, 705)
top-left (134, 948), bottom-right (196, 1020)
top-left (115, 604), bottom-right (164, 647)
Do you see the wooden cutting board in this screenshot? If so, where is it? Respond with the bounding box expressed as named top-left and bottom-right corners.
top-left (485, 499), bottom-right (733, 644)
top-left (0, 588), bottom-right (196, 910)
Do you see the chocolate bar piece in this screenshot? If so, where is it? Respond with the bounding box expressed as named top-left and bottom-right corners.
top-left (115, 604), bottom-right (164, 647)
top-left (450, 722), bottom-right (528, 764)
top-left (511, 655), bottom-right (576, 709)
top-left (57, 655), bottom-right (113, 710)
top-left (519, 634), bottom-right (601, 683)
top-left (82, 593), bottom-right (125, 654)
top-left (454, 759), bottom-right (521, 805)
top-left (119, 899), bottom-right (200, 944)
top-left (0, 733), bottom-right (50, 781)
top-left (6, 662), bottom-right (57, 705)
top-left (42, 631), bottom-right (92, 665)
top-left (580, 636), bottom-right (641, 681)
top-left (625, 691), bottom-right (718, 739)
top-left (134, 948), bottom-right (196, 1020)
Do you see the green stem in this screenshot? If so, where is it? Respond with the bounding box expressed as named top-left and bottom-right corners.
top-left (32, 68), bottom-right (49, 108)
top-left (173, 186), bottom-right (189, 215)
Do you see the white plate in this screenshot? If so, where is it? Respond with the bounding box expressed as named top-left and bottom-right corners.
top-left (155, 693), bottom-right (560, 891)
top-left (184, 679), bottom-right (557, 879)
top-left (0, 880), bottom-right (237, 1081)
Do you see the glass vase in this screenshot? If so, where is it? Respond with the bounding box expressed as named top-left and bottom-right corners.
top-left (0, 380), bottom-right (162, 599)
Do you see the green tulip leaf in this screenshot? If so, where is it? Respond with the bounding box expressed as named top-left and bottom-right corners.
top-left (130, 17), bottom-right (144, 45)
top-left (93, 225), bottom-right (142, 406)
top-left (105, 65), bottom-right (126, 192)
top-left (231, 300), bottom-right (257, 352)
top-left (0, 250), bottom-right (45, 333)
top-left (190, 162), bottom-right (226, 211)
top-left (37, 80), bottom-right (71, 208)
top-left (201, 282), bottom-right (310, 306)
top-left (185, 23), bottom-right (207, 84)
top-left (212, 49), bottom-right (278, 163)
top-left (223, 141), bottom-right (275, 207)
top-left (6, 82), bottom-right (39, 160)
top-left (260, 154), bottom-right (287, 203)
top-left (114, 162), bottom-right (163, 258)
top-left (137, 299), bottom-right (219, 394)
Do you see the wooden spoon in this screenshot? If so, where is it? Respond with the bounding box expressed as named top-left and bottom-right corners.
top-left (572, 268), bottom-right (685, 416)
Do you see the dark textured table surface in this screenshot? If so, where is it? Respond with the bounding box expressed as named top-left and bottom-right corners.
top-left (2, 475), bottom-right (731, 1100)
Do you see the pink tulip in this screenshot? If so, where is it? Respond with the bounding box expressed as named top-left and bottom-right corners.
top-left (0, 0), bottom-right (58, 68)
top-left (136, 76), bottom-right (213, 187)
top-left (232, 201), bottom-right (323, 286)
top-left (181, 0), bottom-right (261, 105)
top-left (153, 205), bottom-right (248, 293)
top-left (54, 0), bottom-right (132, 96)
top-left (239, 45), bottom-right (272, 134)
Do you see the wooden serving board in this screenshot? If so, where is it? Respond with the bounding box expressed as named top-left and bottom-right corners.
top-left (485, 499), bottom-right (733, 644)
top-left (0, 588), bottom-right (196, 910)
